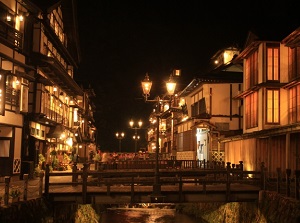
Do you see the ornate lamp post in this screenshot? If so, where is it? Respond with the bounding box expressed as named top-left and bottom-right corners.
top-left (129, 120), bottom-right (143, 153)
top-left (141, 72), bottom-right (177, 201)
top-left (115, 132), bottom-right (125, 153)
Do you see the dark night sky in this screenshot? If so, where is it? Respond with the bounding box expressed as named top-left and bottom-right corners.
top-left (76, 0), bottom-right (299, 152)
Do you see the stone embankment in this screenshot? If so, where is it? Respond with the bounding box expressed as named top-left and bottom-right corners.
top-left (1, 191), bottom-right (300, 222)
top-left (177, 191), bottom-right (300, 223)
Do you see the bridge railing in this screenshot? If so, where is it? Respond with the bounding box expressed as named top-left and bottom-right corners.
top-left (94, 159), bottom-right (226, 170)
top-left (3, 162), bottom-right (300, 205)
top-left (43, 162), bottom-right (266, 203)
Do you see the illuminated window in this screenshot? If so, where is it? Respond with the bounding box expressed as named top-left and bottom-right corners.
top-left (289, 85), bottom-right (300, 123)
top-left (245, 50), bottom-right (258, 90)
top-left (267, 44), bottom-right (279, 81)
top-left (245, 92), bottom-right (258, 129)
top-left (288, 47), bottom-right (300, 80)
top-left (266, 89), bottom-right (279, 123)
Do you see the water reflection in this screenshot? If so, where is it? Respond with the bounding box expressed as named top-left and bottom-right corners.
top-left (100, 208), bottom-right (199, 223)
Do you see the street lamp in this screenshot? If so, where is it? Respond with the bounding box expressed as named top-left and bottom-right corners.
top-left (129, 119), bottom-right (143, 153)
top-left (115, 132), bottom-right (125, 153)
top-left (141, 72), bottom-right (177, 201)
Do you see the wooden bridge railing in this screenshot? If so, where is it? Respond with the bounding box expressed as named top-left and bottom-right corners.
top-left (94, 159), bottom-right (226, 170)
top-left (43, 161), bottom-right (265, 204)
top-left (2, 161), bottom-right (300, 205)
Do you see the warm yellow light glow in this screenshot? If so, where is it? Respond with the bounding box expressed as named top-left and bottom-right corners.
top-left (182, 115), bottom-right (189, 122)
top-left (116, 132), bottom-right (125, 138)
top-left (141, 73), bottom-right (152, 96)
top-left (133, 135), bottom-right (140, 140)
top-left (74, 109), bottom-right (78, 122)
top-left (130, 120), bottom-right (143, 128)
top-left (138, 120), bottom-right (143, 127)
top-left (6, 15), bottom-right (11, 21)
top-left (174, 69), bottom-right (181, 76)
top-left (178, 98), bottom-right (185, 107)
top-left (19, 15), bottom-right (24, 22)
top-left (166, 76), bottom-right (176, 95)
top-left (66, 137), bottom-right (73, 147)
top-left (164, 104), bottom-right (169, 111)
top-left (60, 132), bottom-right (66, 139)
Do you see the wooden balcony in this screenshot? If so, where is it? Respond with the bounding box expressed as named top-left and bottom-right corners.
top-left (0, 20), bottom-right (23, 51)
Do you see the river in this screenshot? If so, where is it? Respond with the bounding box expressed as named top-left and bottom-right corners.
top-left (99, 207), bottom-right (202, 223)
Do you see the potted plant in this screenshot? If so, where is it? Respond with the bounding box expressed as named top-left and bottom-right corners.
top-left (9, 187), bottom-right (21, 203)
top-left (93, 153), bottom-right (102, 170)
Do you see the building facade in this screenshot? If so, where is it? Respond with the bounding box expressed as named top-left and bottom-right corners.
top-left (0, 0), bottom-right (96, 177)
top-left (174, 48), bottom-right (243, 162)
top-left (224, 28), bottom-right (300, 176)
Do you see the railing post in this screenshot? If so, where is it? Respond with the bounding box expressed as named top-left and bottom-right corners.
top-left (226, 162), bottom-right (231, 201)
top-left (23, 174), bottom-right (29, 201)
top-left (260, 162), bottom-right (265, 190)
top-left (179, 174), bottom-right (183, 202)
top-left (131, 176), bottom-right (134, 203)
top-left (72, 162), bottom-right (78, 186)
top-left (295, 170), bottom-right (300, 200)
top-left (44, 164), bottom-right (50, 198)
top-left (286, 169), bottom-right (291, 197)
top-left (203, 159), bottom-right (206, 169)
top-left (239, 161), bottom-right (243, 180)
top-left (82, 163), bottom-right (88, 204)
top-left (39, 171), bottom-right (44, 197)
top-left (276, 167), bottom-right (281, 193)
top-left (4, 176), bottom-right (10, 206)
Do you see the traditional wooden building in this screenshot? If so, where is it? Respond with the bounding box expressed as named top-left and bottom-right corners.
top-left (174, 47), bottom-right (243, 162)
top-left (0, 0), bottom-right (97, 177)
top-left (224, 27), bottom-right (300, 176)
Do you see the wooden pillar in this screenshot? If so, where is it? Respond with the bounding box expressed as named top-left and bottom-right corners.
top-left (286, 169), bottom-right (291, 197)
top-left (226, 162), bottom-right (231, 201)
top-left (179, 174), bottom-right (183, 202)
top-left (131, 176), bottom-right (135, 203)
top-left (295, 170), bottom-right (300, 200)
top-left (44, 164), bottom-right (50, 198)
top-left (39, 171), bottom-right (44, 197)
top-left (286, 133), bottom-right (290, 169)
top-left (72, 163), bottom-right (78, 186)
top-left (260, 162), bottom-right (266, 190)
top-left (239, 161), bottom-right (243, 180)
top-left (23, 174), bottom-right (28, 201)
top-left (82, 163), bottom-right (88, 204)
top-left (4, 176), bottom-right (10, 206)
top-left (276, 168), bottom-right (281, 193)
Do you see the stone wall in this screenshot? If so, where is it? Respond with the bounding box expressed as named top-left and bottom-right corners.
top-left (177, 191), bottom-right (300, 223)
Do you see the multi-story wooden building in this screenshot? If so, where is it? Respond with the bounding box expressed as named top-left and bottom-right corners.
top-left (224, 28), bottom-right (300, 176)
top-left (0, 0), bottom-right (34, 176)
top-left (0, 0), bottom-right (97, 177)
top-left (171, 47), bottom-right (243, 161)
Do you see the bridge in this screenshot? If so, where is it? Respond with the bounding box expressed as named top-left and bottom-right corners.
top-left (43, 160), bottom-right (265, 204)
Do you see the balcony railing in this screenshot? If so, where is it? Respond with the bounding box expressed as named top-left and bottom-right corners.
top-left (6, 87), bottom-right (20, 111)
top-left (0, 20), bottom-right (23, 51)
